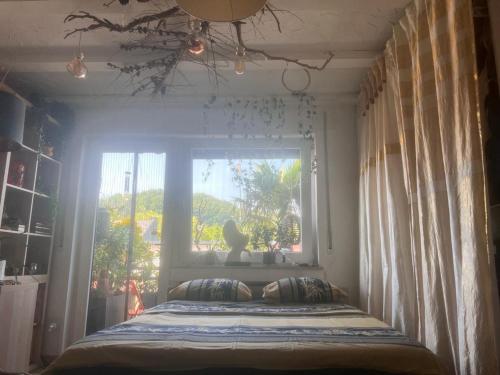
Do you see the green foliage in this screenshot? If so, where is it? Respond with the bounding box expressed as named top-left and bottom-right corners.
top-left (193, 159), bottom-right (302, 251)
top-left (92, 160), bottom-right (302, 297)
top-left (192, 193), bottom-right (234, 225)
top-left (92, 189), bottom-right (165, 295)
top-left (92, 218), bottom-right (129, 291)
top-left (136, 189), bottom-right (164, 214)
top-left (93, 216), bottom-right (159, 294)
top-left (191, 193), bottom-right (234, 250)
top-left (238, 160), bottom-right (301, 250)
top-left (100, 189), bottom-right (164, 221)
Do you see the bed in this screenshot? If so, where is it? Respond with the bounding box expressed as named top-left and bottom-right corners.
top-left (44, 300), bottom-right (442, 375)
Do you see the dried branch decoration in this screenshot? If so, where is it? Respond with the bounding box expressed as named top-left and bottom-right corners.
top-left (64, 1), bottom-right (334, 95)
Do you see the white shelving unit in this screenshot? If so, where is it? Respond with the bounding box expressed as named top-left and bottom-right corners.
top-left (0, 145), bottom-right (61, 276)
top-left (0, 85), bottom-right (62, 368)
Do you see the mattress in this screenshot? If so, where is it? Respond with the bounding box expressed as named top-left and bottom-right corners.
top-left (44, 301), bottom-right (442, 375)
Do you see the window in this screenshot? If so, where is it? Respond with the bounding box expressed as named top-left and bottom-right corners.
top-left (190, 140), bottom-right (313, 264)
top-left (81, 138), bottom-right (314, 338)
top-left (87, 152), bottom-right (166, 334)
top-left (85, 138), bottom-right (313, 291)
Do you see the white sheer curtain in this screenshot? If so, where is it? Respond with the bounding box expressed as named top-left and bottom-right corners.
top-left (358, 0), bottom-right (500, 374)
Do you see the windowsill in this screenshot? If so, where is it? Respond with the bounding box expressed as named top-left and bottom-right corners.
top-left (180, 264), bottom-right (323, 270)
top-left (168, 264), bottom-right (326, 284)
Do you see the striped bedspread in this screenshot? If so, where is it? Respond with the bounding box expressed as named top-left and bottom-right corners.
top-left (44, 301), bottom-right (442, 375)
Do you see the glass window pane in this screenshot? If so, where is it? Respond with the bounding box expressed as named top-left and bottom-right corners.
top-left (87, 153), bottom-right (135, 335)
top-left (87, 152), bottom-right (166, 335)
top-left (132, 153), bottom-right (165, 311)
top-left (192, 151), bottom-right (302, 258)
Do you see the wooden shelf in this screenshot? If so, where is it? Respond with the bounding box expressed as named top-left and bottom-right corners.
top-left (6, 184), bottom-right (51, 199)
top-left (39, 152), bottom-right (61, 165)
top-left (28, 232), bottom-right (52, 238)
top-left (0, 228), bottom-right (28, 235)
top-left (6, 183), bottom-right (34, 195)
top-left (0, 228), bottom-right (52, 238)
top-left (34, 191), bottom-right (51, 199)
top-left (19, 143), bottom-right (61, 165)
top-left (19, 144), bottom-right (38, 155)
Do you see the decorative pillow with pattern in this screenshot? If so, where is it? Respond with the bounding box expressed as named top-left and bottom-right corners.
top-left (168, 279), bottom-right (252, 302)
top-left (262, 277), bottom-right (348, 304)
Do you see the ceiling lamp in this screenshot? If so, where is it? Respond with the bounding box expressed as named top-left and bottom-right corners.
top-left (67, 52), bottom-right (88, 79)
top-left (0, 91), bottom-right (26, 152)
top-left (176, 0), bottom-right (267, 22)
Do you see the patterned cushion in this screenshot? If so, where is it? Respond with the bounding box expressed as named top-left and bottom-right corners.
top-left (262, 277), bottom-right (348, 304)
top-left (168, 279), bottom-right (252, 302)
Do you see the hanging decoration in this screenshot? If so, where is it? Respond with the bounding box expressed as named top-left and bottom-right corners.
top-left (281, 68), bottom-right (311, 94)
top-left (186, 18), bottom-right (205, 56)
top-left (234, 45), bottom-right (246, 76)
top-left (64, 0), bottom-right (334, 95)
top-left (201, 94), bottom-right (317, 141)
top-left (66, 53), bottom-right (88, 79)
top-left (200, 94), bottom-right (319, 178)
top-left (66, 32), bottom-right (88, 79)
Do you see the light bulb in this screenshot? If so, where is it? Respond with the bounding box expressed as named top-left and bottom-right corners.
top-left (188, 37), bottom-right (205, 56)
top-left (187, 17), bottom-right (205, 56)
top-left (188, 18), bottom-right (202, 34)
top-left (66, 52), bottom-right (88, 79)
top-left (234, 45), bottom-right (246, 75)
top-left (234, 59), bottom-right (245, 75)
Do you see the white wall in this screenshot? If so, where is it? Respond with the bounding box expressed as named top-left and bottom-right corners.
top-left (321, 104), bottom-right (359, 300)
top-left (43, 96), bottom-right (359, 357)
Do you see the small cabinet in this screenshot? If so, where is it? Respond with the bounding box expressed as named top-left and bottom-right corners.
top-left (0, 283), bottom-right (38, 373)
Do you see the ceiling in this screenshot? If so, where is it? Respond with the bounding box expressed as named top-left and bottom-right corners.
top-left (0, 0), bottom-right (409, 106)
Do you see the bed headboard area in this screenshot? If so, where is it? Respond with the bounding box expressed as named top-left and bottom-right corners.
top-left (167, 280), bottom-right (269, 300)
top-left (166, 266), bottom-right (328, 301)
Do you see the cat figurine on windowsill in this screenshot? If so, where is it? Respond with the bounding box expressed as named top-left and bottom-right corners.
top-left (223, 220), bottom-right (250, 265)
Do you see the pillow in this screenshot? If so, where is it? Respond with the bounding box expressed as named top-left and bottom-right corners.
top-left (262, 277), bottom-right (348, 304)
top-left (168, 278), bottom-right (252, 302)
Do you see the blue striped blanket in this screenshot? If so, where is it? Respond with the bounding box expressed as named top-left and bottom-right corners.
top-left (44, 301), bottom-right (442, 375)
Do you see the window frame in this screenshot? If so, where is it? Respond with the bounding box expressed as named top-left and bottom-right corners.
top-left (78, 136), bottom-right (316, 296)
top-left (71, 135), bottom-right (318, 341)
top-left (183, 137), bottom-right (314, 265)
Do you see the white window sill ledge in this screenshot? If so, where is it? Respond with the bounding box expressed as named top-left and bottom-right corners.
top-left (168, 265), bottom-right (326, 284)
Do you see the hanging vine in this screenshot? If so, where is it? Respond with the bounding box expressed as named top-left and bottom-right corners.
top-left (201, 94), bottom-right (316, 141)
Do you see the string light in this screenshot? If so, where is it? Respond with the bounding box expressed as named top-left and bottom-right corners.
top-left (234, 45), bottom-right (246, 75)
top-left (66, 32), bottom-right (88, 79)
top-left (187, 37), bottom-right (205, 56)
top-left (66, 52), bottom-right (88, 79)
top-left (187, 18), bottom-right (205, 56)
